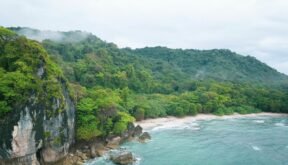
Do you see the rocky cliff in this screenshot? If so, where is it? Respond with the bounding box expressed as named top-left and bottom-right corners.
top-left (0, 27), bottom-right (75, 164)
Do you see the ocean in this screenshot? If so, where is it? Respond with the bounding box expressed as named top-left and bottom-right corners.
top-left (85, 116), bottom-right (288, 165)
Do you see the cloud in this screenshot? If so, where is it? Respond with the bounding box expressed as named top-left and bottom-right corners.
top-left (0, 0), bottom-right (287, 74)
top-left (15, 28), bottom-right (91, 42)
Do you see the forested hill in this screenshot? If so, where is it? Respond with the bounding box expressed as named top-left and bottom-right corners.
top-left (2, 26), bottom-right (287, 143)
top-left (10, 27), bottom-right (288, 87)
top-left (128, 47), bottom-right (288, 85)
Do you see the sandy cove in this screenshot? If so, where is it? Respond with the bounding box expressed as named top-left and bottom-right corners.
top-left (135, 112), bottom-right (288, 130)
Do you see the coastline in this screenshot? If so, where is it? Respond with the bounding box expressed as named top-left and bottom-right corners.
top-left (135, 112), bottom-right (288, 130)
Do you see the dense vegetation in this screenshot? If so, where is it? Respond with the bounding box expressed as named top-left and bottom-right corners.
top-left (0, 27), bottom-right (65, 118)
top-left (6, 27), bottom-right (288, 141)
top-left (76, 87), bottom-right (134, 140)
top-left (129, 47), bottom-right (288, 86)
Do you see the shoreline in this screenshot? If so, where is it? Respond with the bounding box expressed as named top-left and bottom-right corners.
top-left (135, 112), bottom-right (288, 130)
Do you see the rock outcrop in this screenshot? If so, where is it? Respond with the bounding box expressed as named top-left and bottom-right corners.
top-left (110, 151), bottom-right (135, 165)
top-left (133, 125), bottom-right (143, 137)
top-left (0, 84), bottom-right (75, 165)
top-left (0, 29), bottom-right (75, 164)
top-left (106, 136), bottom-right (121, 149)
top-left (139, 132), bottom-right (151, 142)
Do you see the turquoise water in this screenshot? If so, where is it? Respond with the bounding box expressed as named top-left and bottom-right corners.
top-left (86, 116), bottom-right (288, 165)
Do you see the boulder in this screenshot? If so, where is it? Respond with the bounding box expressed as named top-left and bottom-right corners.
top-left (89, 142), bottom-right (105, 157)
top-left (96, 148), bottom-right (109, 157)
top-left (133, 125), bottom-right (143, 137)
top-left (90, 146), bottom-right (97, 158)
top-left (110, 151), bottom-right (135, 165)
top-left (139, 132), bottom-right (151, 142)
top-left (106, 136), bottom-right (121, 149)
top-left (121, 131), bottom-right (130, 141)
top-left (41, 147), bottom-right (67, 163)
top-left (53, 153), bottom-right (84, 165)
top-left (76, 150), bottom-right (88, 161)
top-left (127, 122), bottom-right (135, 133)
top-left (121, 123), bottom-right (137, 141)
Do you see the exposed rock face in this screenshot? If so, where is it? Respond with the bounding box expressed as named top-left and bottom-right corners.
top-left (40, 89), bottom-right (75, 164)
top-left (11, 107), bottom-right (36, 159)
top-left (0, 79), bottom-right (75, 165)
top-left (110, 151), bottom-right (135, 165)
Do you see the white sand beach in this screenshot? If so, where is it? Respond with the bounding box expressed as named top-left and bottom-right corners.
top-left (135, 113), bottom-right (288, 130)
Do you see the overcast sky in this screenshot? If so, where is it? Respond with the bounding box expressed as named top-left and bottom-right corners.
top-left (1, 0), bottom-right (288, 74)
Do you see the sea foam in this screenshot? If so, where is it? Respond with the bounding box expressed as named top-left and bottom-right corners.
top-left (151, 122), bottom-right (200, 131)
top-left (254, 120), bottom-right (265, 123)
top-left (275, 123), bottom-right (286, 127)
top-left (252, 145), bottom-right (261, 151)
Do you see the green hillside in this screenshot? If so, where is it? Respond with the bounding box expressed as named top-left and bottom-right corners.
top-left (129, 47), bottom-right (288, 85)
top-left (7, 27), bottom-right (288, 141)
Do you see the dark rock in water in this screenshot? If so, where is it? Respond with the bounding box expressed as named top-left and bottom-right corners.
top-left (127, 122), bottom-right (135, 133)
top-left (139, 132), bottom-right (151, 142)
top-left (133, 125), bottom-right (143, 137)
top-left (110, 151), bottom-right (134, 165)
top-left (121, 123), bottom-right (145, 143)
top-left (125, 122), bottom-right (136, 138)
